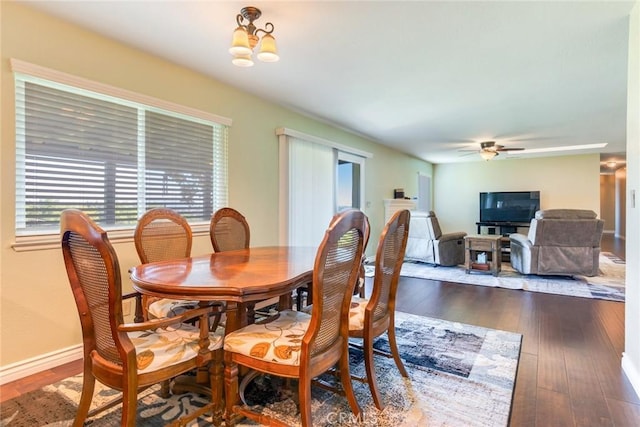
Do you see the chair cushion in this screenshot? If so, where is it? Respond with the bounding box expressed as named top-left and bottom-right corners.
top-left (348, 296), bottom-right (369, 331)
top-left (148, 298), bottom-right (201, 319)
top-left (223, 309), bottom-right (311, 366)
top-left (129, 324), bottom-right (224, 374)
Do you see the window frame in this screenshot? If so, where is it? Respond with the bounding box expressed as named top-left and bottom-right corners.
top-left (10, 59), bottom-right (232, 251)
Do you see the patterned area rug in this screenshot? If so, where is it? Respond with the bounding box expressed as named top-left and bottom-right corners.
top-left (389, 252), bottom-right (625, 302)
top-left (1, 312), bottom-right (521, 427)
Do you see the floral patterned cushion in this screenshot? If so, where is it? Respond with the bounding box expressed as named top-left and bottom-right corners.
top-left (223, 309), bottom-right (311, 366)
top-left (348, 296), bottom-right (369, 331)
top-left (128, 324), bottom-right (224, 374)
top-left (148, 298), bottom-right (201, 319)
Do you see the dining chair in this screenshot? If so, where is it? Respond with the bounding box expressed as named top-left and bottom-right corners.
top-left (348, 209), bottom-right (411, 410)
top-left (210, 207), bottom-right (272, 322)
top-left (223, 209), bottom-right (367, 426)
top-left (209, 207), bottom-right (250, 252)
top-left (134, 207), bottom-right (202, 321)
top-left (61, 209), bottom-right (225, 427)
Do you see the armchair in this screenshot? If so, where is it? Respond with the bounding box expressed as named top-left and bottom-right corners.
top-left (61, 209), bottom-right (224, 426)
top-left (404, 211), bottom-right (466, 266)
top-left (509, 209), bottom-right (604, 276)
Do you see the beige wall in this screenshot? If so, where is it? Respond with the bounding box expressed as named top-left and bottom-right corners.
top-left (433, 154), bottom-right (601, 235)
top-left (0, 3), bottom-right (432, 367)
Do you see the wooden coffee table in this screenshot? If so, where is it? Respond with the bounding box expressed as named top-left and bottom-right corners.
top-left (464, 235), bottom-right (502, 276)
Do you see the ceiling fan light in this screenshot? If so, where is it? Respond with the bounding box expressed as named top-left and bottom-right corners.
top-left (606, 161), bottom-right (617, 168)
top-left (257, 34), bottom-right (279, 62)
top-left (480, 151), bottom-right (497, 161)
top-left (232, 53), bottom-right (254, 67)
top-left (229, 26), bottom-right (252, 56)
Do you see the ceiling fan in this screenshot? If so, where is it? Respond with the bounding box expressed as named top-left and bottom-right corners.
top-left (471, 141), bottom-right (525, 160)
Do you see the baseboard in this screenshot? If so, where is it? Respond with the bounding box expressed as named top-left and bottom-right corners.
top-left (622, 352), bottom-right (640, 398)
top-left (0, 344), bottom-right (83, 385)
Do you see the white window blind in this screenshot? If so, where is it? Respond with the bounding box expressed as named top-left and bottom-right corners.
top-left (287, 138), bottom-right (336, 247)
top-left (14, 72), bottom-right (229, 236)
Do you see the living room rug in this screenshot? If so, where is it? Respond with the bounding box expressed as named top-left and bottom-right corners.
top-left (1, 312), bottom-right (521, 427)
top-left (390, 252), bottom-right (625, 302)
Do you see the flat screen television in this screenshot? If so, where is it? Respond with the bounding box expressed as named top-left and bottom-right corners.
top-left (479, 191), bottom-right (540, 224)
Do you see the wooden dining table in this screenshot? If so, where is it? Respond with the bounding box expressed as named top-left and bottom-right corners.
top-left (129, 245), bottom-right (318, 335)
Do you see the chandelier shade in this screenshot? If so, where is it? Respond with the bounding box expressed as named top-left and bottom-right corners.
top-left (232, 53), bottom-right (254, 67)
top-left (229, 27), bottom-right (252, 56)
top-left (257, 34), bottom-right (279, 62)
top-left (480, 150), bottom-right (498, 161)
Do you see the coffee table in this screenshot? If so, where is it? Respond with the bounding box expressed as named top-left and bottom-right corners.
top-left (464, 235), bottom-right (502, 276)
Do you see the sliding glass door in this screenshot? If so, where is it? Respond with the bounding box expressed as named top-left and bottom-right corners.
top-left (278, 129), bottom-right (369, 247)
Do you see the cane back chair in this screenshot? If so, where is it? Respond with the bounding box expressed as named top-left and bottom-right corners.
top-left (134, 207), bottom-right (201, 320)
top-left (223, 209), bottom-right (368, 426)
top-left (209, 207), bottom-right (250, 252)
top-left (348, 209), bottom-right (411, 409)
top-left (210, 207), bottom-right (274, 322)
top-left (61, 209), bottom-right (225, 426)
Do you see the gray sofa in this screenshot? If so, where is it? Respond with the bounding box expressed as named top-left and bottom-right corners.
top-left (509, 209), bottom-right (604, 276)
top-left (404, 211), bottom-right (466, 266)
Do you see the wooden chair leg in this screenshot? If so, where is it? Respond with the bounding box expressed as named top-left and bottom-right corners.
top-left (387, 325), bottom-right (408, 377)
top-left (363, 335), bottom-right (384, 410)
top-left (338, 349), bottom-right (362, 421)
top-left (295, 288), bottom-right (303, 311)
top-left (73, 367), bottom-right (95, 427)
top-left (159, 379), bottom-right (171, 398)
top-left (122, 381), bottom-right (138, 427)
top-left (299, 375), bottom-right (313, 427)
top-left (246, 302), bottom-right (256, 324)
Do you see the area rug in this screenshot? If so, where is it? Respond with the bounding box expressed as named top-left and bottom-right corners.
top-left (392, 252), bottom-right (625, 302)
top-left (1, 312), bottom-right (522, 427)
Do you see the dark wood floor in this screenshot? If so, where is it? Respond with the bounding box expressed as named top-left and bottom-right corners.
top-left (2, 235), bottom-right (636, 426)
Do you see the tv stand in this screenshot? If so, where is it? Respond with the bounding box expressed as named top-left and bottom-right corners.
top-left (475, 222), bottom-right (530, 236)
top-left (476, 222), bottom-right (530, 263)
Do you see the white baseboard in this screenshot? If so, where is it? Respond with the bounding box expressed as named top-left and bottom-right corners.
top-left (622, 352), bottom-right (640, 398)
top-left (0, 345), bottom-right (83, 385)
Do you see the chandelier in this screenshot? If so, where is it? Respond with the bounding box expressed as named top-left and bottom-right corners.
top-left (229, 6), bottom-right (279, 67)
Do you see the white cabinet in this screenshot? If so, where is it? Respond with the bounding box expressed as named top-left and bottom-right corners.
top-left (384, 199), bottom-right (416, 222)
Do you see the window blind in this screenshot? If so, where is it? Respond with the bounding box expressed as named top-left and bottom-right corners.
top-left (15, 73), bottom-right (229, 236)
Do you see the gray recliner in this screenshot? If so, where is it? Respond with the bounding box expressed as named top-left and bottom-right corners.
top-left (404, 211), bottom-right (466, 266)
top-left (509, 209), bottom-right (604, 277)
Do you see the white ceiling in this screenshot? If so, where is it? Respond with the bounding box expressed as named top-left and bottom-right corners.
top-left (21, 0), bottom-right (634, 166)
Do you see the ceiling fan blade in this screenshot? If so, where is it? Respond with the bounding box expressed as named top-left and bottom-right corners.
top-left (496, 147), bottom-right (525, 151)
top-left (458, 151), bottom-right (479, 157)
